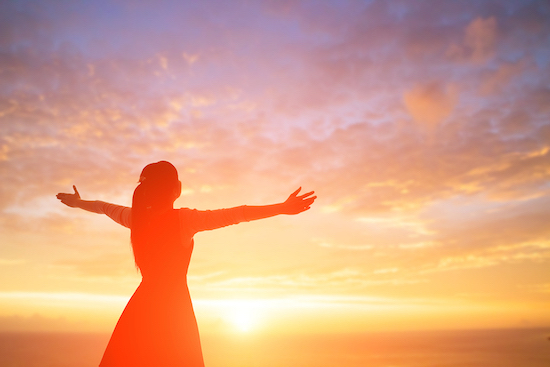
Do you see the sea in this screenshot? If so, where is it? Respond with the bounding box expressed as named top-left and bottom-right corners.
top-left (0, 328), bottom-right (548, 367)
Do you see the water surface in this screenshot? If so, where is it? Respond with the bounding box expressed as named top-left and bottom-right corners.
top-left (0, 328), bottom-right (548, 367)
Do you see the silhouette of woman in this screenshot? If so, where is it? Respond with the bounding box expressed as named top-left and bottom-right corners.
top-left (56, 161), bottom-right (316, 367)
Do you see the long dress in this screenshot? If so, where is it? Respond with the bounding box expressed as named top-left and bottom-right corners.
top-left (92, 201), bottom-right (248, 367)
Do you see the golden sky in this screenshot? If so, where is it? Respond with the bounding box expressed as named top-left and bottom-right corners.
top-left (0, 0), bottom-right (549, 335)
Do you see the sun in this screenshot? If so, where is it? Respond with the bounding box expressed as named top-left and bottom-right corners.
top-left (230, 309), bottom-right (255, 332)
top-left (225, 300), bottom-right (262, 333)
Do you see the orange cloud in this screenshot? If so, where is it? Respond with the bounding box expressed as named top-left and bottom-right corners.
top-left (404, 82), bottom-right (458, 128)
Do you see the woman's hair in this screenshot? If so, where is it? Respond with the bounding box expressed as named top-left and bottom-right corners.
top-left (131, 161), bottom-right (181, 272)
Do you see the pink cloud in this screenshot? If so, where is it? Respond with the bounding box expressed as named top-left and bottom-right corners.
top-left (446, 17), bottom-right (498, 64)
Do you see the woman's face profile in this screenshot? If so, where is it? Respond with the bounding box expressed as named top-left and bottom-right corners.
top-left (173, 181), bottom-right (182, 201)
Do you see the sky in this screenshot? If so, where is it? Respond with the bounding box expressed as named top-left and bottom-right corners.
top-left (0, 0), bottom-right (549, 336)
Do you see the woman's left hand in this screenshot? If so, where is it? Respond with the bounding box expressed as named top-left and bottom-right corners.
top-left (281, 188), bottom-right (317, 215)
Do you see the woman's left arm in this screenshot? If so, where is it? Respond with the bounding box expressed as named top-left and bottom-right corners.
top-left (185, 188), bottom-right (316, 234)
top-left (243, 188), bottom-right (316, 221)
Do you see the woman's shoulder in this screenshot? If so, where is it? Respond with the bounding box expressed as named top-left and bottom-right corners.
top-left (176, 207), bottom-right (197, 215)
top-left (176, 207), bottom-right (198, 221)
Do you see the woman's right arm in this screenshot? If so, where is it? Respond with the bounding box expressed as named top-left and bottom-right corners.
top-left (56, 186), bottom-right (131, 228)
top-left (56, 186), bottom-right (101, 212)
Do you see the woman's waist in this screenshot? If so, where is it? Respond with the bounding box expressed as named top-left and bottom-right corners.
top-left (140, 268), bottom-right (188, 283)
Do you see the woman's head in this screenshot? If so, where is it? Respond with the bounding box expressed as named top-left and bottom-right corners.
top-left (134, 161), bottom-right (182, 210)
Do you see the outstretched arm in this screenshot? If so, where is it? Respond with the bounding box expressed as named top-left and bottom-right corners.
top-left (185, 188), bottom-right (317, 233)
top-left (243, 188), bottom-right (316, 222)
top-left (56, 186), bottom-right (131, 227)
top-left (56, 185), bottom-right (104, 213)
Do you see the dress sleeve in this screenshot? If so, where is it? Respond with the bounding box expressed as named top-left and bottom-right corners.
top-left (91, 201), bottom-right (132, 228)
top-left (180, 206), bottom-right (249, 234)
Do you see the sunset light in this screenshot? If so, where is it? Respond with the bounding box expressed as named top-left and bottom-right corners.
top-left (1, 0), bottom-right (550, 366)
top-left (223, 300), bottom-right (263, 333)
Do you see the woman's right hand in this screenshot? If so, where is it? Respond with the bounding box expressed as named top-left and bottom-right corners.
top-left (56, 185), bottom-right (82, 208)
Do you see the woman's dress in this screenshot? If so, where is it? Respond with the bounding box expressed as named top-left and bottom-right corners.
top-left (92, 201), bottom-right (248, 367)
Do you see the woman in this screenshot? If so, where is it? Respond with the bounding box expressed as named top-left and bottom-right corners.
top-left (56, 161), bottom-right (316, 366)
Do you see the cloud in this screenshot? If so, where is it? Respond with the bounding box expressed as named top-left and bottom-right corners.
top-left (478, 58), bottom-right (531, 95)
top-left (447, 17), bottom-right (498, 64)
top-left (404, 82), bottom-right (458, 128)
top-left (0, 0), bottom-right (550, 329)
top-left (55, 252), bottom-right (137, 279)
top-left (193, 268), bottom-right (427, 297)
top-left (0, 313), bottom-right (80, 332)
top-left (0, 258), bottom-right (26, 265)
top-left (426, 241), bottom-right (550, 274)
top-left (1, 0), bottom-right (547, 213)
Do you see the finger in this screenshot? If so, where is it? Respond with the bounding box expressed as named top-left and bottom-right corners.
top-left (305, 196), bottom-right (317, 203)
top-left (291, 187), bottom-right (301, 197)
top-left (298, 191), bottom-right (315, 199)
top-left (73, 185), bottom-right (80, 197)
top-left (303, 199), bottom-right (315, 206)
